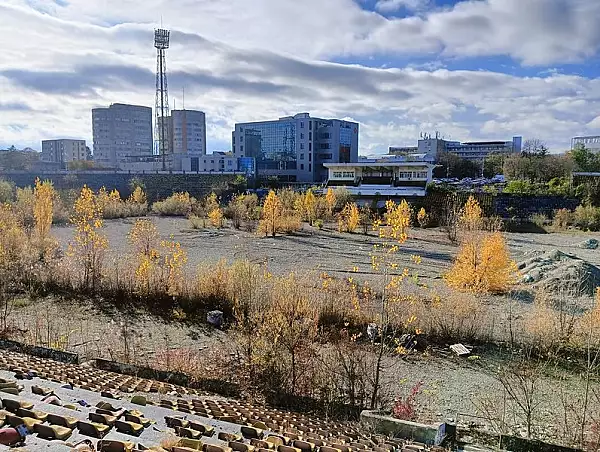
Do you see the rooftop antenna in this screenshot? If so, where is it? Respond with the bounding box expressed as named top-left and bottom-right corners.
top-left (182, 87), bottom-right (185, 110)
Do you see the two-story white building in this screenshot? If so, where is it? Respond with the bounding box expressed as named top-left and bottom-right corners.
top-left (324, 159), bottom-right (435, 197)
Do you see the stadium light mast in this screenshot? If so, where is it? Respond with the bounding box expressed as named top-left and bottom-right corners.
top-left (154, 28), bottom-right (170, 171)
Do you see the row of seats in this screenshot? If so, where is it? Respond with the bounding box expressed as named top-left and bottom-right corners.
top-left (0, 349), bottom-right (448, 452)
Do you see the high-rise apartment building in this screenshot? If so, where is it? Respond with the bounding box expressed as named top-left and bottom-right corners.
top-left (232, 113), bottom-right (359, 182)
top-left (92, 103), bottom-right (153, 168)
top-left (41, 139), bottom-right (87, 167)
top-left (171, 110), bottom-right (206, 155)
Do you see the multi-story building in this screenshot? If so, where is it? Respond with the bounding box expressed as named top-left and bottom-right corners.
top-left (181, 152), bottom-right (238, 173)
top-left (416, 135), bottom-right (522, 161)
top-left (41, 139), bottom-right (87, 167)
top-left (171, 110), bottom-right (206, 156)
top-left (92, 103), bottom-right (153, 168)
top-left (232, 113), bottom-right (359, 182)
top-left (572, 136), bottom-right (600, 152)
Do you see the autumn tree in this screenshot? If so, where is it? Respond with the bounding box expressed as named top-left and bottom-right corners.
top-left (68, 186), bottom-right (108, 291)
top-left (33, 178), bottom-right (56, 255)
top-left (446, 196), bottom-right (517, 294)
top-left (206, 193), bottom-right (224, 228)
top-left (460, 195), bottom-right (483, 232)
top-left (265, 273), bottom-right (318, 393)
top-left (259, 190), bottom-right (282, 237)
top-left (325, 188), bottom-right (337, 220)
top-left (417, 207), bottom-right (428, 228)
top-left (296, 189), bottom-right (318, 226)
top-left (338, 202), bottom-right (360, 233)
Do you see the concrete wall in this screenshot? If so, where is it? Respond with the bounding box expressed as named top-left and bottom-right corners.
top-left (1, 171), bottom-right (238, 201)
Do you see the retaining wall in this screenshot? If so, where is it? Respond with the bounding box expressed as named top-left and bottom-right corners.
top-left (0, 171), bottom-right (237, 201)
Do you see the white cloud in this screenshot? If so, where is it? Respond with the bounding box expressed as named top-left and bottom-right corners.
top-left (375, 0), bottom-right (430, 13)
top-left (0, 1), bottom-right (599, 153)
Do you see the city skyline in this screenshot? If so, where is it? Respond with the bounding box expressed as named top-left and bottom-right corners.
top-left (1, 0), bottom-right (599, 154)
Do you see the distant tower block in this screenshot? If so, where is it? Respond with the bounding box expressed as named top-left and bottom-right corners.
top-left (154, 28), bottom-right (170, 170)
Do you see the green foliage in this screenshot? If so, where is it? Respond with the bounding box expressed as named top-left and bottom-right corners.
top-left (0, 179), bottom-right (15, 203)
top-left (504, 178), bottom-right (572, 196)
top-left (483, 153), bottom-right (505, 178)
top-left (573, 205), bottom-right (600, 231)
top-left (434, 152), bottom-right (480, 179)
top-left (503, 154), bottom-right (573, 183)
top-left (128, 177), bottom-right (146, 194)
top-left (0, 151), bottom-right (40, 171)
top-left (571, 143), bottom-right (600, 172)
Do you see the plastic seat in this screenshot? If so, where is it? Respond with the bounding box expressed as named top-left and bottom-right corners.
top-left (204, 445), bottom-right (233, 452)
top-left (47, 413), bottom-right (79, 429)
top-left (176, 426), bottom-right (202, 439)
top-left (16, 408), bottom-right (48, 422)
top-left (189, 421), bottom-right (214, 436)
top-left (97, 439), bottom-right (136, 451)
top-left (229, 441), bottom-right (255, 452)
top-left (2, 398), bottom-right (33, 412)
top-left (77, 420), bottom-right (111, 438)
top-left (89, 412), bottom-right (117, 426)
top-left (242, 426), bottom-right (264, 439)
top-left (115, 419), bottom-right (144, 436)
top-left (165, 416), bottom-right (189, 428)
top-left (34, 423), bottom-right (73, 440)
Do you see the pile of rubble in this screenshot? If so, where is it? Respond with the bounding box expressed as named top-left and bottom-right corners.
top-left (518, 249), bottom-right (600, 296)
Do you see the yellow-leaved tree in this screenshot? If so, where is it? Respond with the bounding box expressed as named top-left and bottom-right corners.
top-left (445, 196), bottom-right (517, 293)
top-left (338, 202), bottom-right (360, 233)
top-left (296, 189), bottom-right (317, 226)
top-left (417, 207), bottom-right (428, 228)
top-left (129, 219), bottom-right (160, 294)
top-left (259, 190), bottom-right (282, 237)
top-left (325, 187), bottom-right (337, 220)
top-left (206, 193), bottom-right (224, 228)
top-left (33, 178), bottom-right (56, 255)
top-left (68, 186), bottom-right (108, 290)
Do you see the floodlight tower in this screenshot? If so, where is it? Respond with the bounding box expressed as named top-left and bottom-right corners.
top-left (154, 28), bottom-right (170, 170)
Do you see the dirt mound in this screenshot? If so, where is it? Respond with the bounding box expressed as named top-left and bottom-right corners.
top-left (518, 249), bottom-right (600, 296)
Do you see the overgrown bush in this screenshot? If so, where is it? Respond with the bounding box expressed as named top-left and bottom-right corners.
top-left (0, 179), bottom-right (14, 203)
top-left (152, 192), bottom-right (194, 216)
top-left (574, 205), bottom-right (600, 231)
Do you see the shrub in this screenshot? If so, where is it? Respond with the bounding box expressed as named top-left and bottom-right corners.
top-left (0, 179), bottom-right (14, 203)
top-left (530, 213), bottom-right (548, 228)
top-left (573, 205), bottom-right (600, 231)
top-left (417, 207), bottom-right (429, 228)
top-left (392, 381), bottom-right (423, 421)
top-left (208, 207), bottom-right (224, 228)
top-left (189, 215), bottom-right (206, 229)
top-left (313, 219), bottom-right (324, 230)
top-left (14, 186), bottom-right (34, 227)
top-left (152, 192), bottom-right (194, 216)
top-left (445, 231), bottom-right (518, 294)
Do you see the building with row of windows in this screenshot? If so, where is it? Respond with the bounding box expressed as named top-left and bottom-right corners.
top-left (232, 113), bottom-right (359, 182)
top-left (41, 139), bottom-right (89, 168)
top-left (91, 103), bottom-right (206, 169)
top-left (572, 135), bottom-right (600, 152)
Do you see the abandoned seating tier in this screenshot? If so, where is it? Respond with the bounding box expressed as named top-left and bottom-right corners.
top-left (0, 349), bottom-right (449, 451)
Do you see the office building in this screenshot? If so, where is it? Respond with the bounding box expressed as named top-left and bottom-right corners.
top-left (171, 110), bottom-right (206, 156)
top-left (416, 135), bottom-right (522, 161)
top-left (92, 103), bottom-right (153, 168)
top-left (232, 113), bottom-right (359, 182)
top-left (324, 159), bottom-right (435, 197)
top-left (41, 139), bottom-right (87, 167)
top-left (181, 152), bottom-right (238, 173)
top-left (572, 136), bottom-right (600, 152)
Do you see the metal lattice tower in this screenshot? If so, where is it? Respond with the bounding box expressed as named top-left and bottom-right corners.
top-left (154, 29), bottom-right (170, 170)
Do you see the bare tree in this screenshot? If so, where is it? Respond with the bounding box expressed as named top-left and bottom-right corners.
top-left (522, 139), bottom-right (548, 157)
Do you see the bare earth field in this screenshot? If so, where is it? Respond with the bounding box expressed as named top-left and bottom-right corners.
top-left (11, 217), bottom-right (600, 442)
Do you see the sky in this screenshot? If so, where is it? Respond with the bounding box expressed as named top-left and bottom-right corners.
top-left (1, 0), bottom-right (599, 155)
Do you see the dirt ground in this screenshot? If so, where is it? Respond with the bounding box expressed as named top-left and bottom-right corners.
top-left (11, 218), bottom-right (600, 445)
top-left (50, 216), bottom-right (600, 282)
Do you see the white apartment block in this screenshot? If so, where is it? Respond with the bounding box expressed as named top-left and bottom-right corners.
top-left (41, 139), bottom-right (87, 166)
